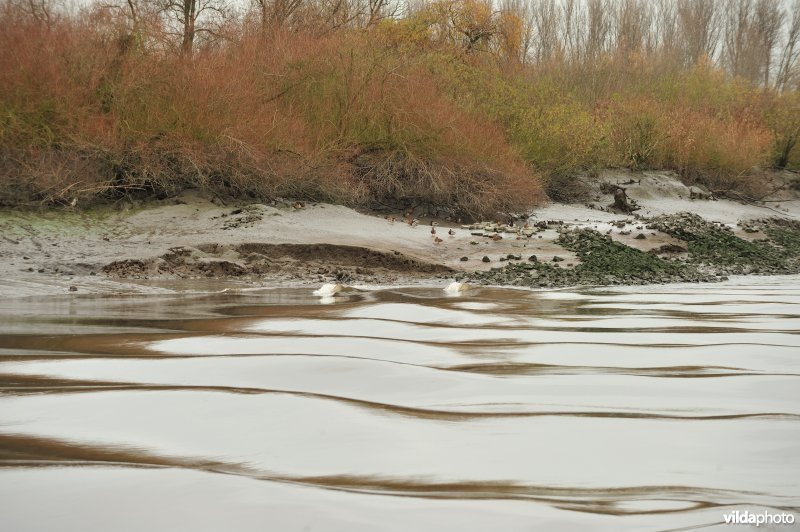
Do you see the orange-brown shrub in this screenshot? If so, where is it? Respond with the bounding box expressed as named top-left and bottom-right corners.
top-left (0, 10), bottom-right (542, 217)
top-left (662, 109), bottom-right (772, 195)
top-left (1, 2), bottom-right (796, 212)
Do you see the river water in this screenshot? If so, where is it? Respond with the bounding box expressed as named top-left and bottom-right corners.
top-left (0, 276), bottom-right (798, 531)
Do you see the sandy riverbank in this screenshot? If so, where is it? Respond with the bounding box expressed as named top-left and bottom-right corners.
top-left (1, 170), bottom-right (798, 298)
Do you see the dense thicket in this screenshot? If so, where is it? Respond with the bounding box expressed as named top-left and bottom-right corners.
top-left (1, 0), bottom-right (798, 213)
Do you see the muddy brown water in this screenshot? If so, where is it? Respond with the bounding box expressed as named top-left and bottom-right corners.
top-left (0, 276), bottom-right (798, 531)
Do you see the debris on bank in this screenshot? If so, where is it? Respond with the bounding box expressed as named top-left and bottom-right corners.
top-left (463, 212), bottom-right (800, 288)
top-left (648, 213), bottom-right (796, 275)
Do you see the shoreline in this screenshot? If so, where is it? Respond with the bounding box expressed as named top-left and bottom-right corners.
top-left (1, 170), bottom-right (798, 299)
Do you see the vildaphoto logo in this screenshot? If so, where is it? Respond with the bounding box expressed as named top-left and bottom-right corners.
top-left (723, 510), bottom-right (796, 527)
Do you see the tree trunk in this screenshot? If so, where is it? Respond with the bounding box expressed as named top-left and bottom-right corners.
top-left (611, 187), bottom-right (639, 213)
top-left (181, 0), bottom-right (196, 56)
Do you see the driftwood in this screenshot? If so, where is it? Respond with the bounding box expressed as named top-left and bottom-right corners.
top-left (611, 187), bottom-right (640, 213)
top-left (598, 181), bottom-right (640, 213)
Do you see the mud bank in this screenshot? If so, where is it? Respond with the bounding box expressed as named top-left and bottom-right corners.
top-left (103, 243), bottom-right (452, 284)
top-left (0, 170), bottom-right (798, 297)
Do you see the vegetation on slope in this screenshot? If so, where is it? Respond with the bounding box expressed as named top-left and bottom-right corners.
top-left (1, 0), bottom-right (799, 215)
top-left (464, 215), bottom-right (800, 288)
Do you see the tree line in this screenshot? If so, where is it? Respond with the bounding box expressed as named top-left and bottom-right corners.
top-left (8, 0), bottom-right (800, 91)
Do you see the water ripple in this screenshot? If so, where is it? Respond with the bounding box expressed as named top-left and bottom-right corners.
top-left (1, 275), bottom-right (799, 531)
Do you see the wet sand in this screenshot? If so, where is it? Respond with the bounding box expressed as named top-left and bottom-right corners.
top-left (0, 170), bottom-right (798, 297)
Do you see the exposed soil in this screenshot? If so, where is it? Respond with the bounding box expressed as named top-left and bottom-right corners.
top-left (103, 243), bottom-right (452, 284)
top-left (1, 170), bottom-right (798, 297)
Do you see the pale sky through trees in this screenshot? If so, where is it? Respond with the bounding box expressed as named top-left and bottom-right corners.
top-left (10, 0), bottom-right (800, 89)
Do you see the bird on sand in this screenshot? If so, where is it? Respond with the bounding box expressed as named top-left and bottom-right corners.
top-left (448, 229), bottom-right (456, 236)
top-left (434, 236), bottom-right (443, 244)
top-left (431, 227), bottom-right (437, 235)
top-left (491, 234), bottom-right (503, 241)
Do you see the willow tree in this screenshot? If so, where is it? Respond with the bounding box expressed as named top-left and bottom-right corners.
top-left (158, 0), bottom-right (228, 55)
